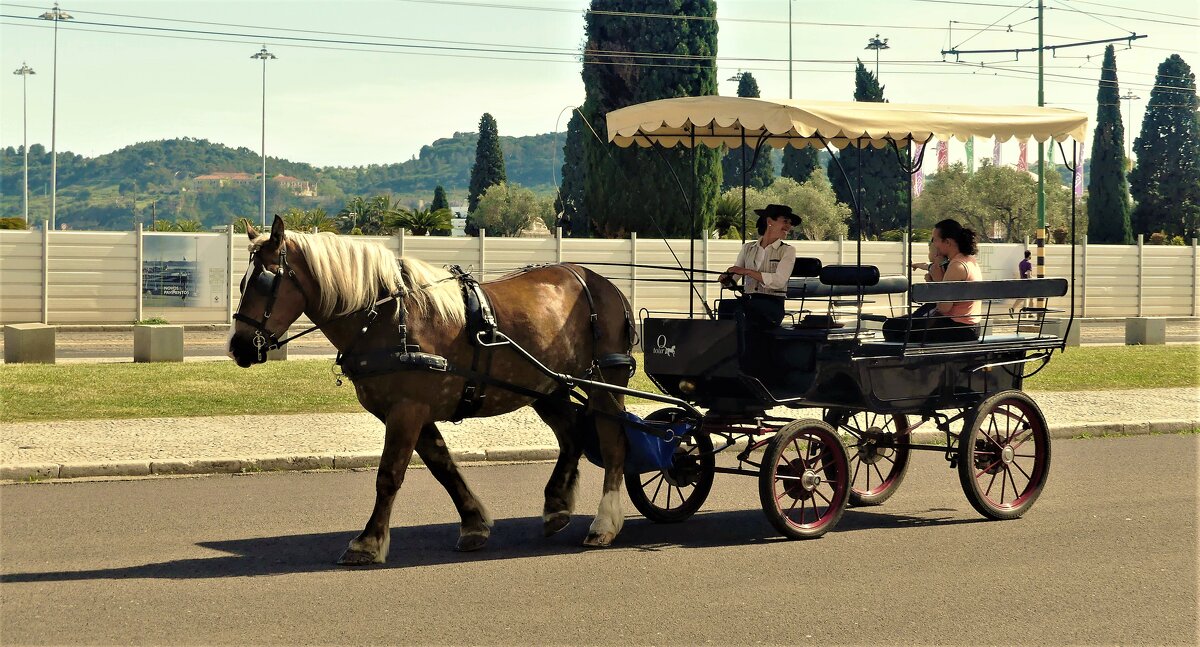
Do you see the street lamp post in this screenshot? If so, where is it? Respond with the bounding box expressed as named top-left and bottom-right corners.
top-left (250, 45), bottom-right (277, 227)
top-left (787, 0), bottom-right (794, 98)
top-left (1119, 90), bottom-right (1141, 164)
top-left (12, 63), bottom-right (35, 226)
top-left (864, 34), bottom-right (889, 79)
top-left (39, 2), bottom-right (72, 230)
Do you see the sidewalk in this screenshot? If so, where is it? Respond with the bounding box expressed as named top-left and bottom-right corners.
top-left (3, 388), bottom-right (1197, 481)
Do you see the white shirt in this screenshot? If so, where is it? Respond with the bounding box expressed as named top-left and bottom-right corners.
top-left (734, 239), bottom-right (796, 296)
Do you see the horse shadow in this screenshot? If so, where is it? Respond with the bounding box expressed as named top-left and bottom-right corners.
top-left (1, 506), bottom-right (984, 583)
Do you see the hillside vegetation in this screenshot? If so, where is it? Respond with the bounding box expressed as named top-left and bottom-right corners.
top-left (0, 131), bottom-right (563, 230)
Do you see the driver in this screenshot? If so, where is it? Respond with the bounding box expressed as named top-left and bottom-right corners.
top-left (718, 203), bottom-right (800, 331)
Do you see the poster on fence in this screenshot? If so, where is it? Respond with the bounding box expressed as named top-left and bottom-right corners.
top-left (142, 234), bottom-right (228, 308)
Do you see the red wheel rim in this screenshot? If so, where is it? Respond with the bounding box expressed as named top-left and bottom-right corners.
top-left (969, 397), bottom-right (1048, 510)
top-left (839, 412), bottom-right (906, 498)
top-left (770, 431), bottom-right (846, 531)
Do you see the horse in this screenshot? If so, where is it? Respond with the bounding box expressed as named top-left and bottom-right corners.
top-left (228, 216), bottom-right (636, 565)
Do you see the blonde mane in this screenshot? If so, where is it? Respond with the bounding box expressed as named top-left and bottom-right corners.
top-left (251, 231), bottom-right (465, 327)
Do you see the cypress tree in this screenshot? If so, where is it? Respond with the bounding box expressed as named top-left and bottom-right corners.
top-left (557, 110), bottom-right (588, 236)
top-left (580, 0), bottom-right (721, 238)
top-left (722, 72), bottom-right (774, 190)
top-left (430, 185), bottom-right (449, 212)
top-left (827, 61), bottom-right (909, 237)
top-left (468, 113), bottom-right (507, 215)
top-left (1129, 55), bottom-right (1200, 238)
top-left (781, 147), bottom-right (819, 184)
top-left (1087, 45), bottom-right (1133, 244)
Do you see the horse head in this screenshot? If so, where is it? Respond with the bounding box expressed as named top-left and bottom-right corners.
top-left (228, 215), bottom-right (315, 367)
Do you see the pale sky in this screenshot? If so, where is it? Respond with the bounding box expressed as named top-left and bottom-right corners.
top-left (1, 0), bottom-right (1196, 170)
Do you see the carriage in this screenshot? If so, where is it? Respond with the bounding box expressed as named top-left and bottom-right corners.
top-left (229, 97), bottom-right (1086, 564)
top-left (600, 97), bottom-right (1087, 539)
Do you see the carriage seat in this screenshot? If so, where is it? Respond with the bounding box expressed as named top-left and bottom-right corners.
top-left (786, 264), bottom-right (909, 298)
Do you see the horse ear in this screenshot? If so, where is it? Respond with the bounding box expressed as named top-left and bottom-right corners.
top-left (245, 220), bottom-right (259, 241)
top-left (269, 215), bottom-right (286, 245)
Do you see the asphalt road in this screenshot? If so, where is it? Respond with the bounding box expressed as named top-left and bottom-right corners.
top-left (6, 320), bottom-right (1199, 360)
top-left (2, 435), bottom-right (1196, 646)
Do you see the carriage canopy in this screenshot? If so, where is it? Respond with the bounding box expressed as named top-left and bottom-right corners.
top-left (606, 96), bottom-right (1088, 150)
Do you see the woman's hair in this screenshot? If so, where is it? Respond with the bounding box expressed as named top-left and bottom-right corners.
top-left (935, 218), bottom-right (978, 255)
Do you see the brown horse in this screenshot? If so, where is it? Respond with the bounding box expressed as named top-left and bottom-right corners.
top-left (228, 217), bottom-right (635, 565)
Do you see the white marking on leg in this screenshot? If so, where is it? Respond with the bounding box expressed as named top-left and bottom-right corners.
top-left (588, 489), bottom-right (624, 538)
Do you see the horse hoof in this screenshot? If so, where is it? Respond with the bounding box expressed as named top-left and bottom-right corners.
top-left (543, 512), bottom-right (571, 537)
top-left (582, 532), bottom-right (615, 547)
top-left (337, 548), bottom-right (383, 566)
top-left (456, 532), bottom-right (489, 552)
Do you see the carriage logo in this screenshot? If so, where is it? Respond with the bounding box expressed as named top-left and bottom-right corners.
top-left (652, 334), bottom-right (676, 357)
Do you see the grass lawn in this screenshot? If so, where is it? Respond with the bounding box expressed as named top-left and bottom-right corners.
top-left (2, 345), bottom-right (1196, 423)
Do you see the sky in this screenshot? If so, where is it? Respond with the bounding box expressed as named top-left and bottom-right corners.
top-left (1, 0), bottom-right (1197, 171)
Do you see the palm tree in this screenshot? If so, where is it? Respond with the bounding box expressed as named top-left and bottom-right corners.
top-left (174, 219), bottom-right (203, 232)
top-left (302, 207), bottom-right (338, 233)
top-left (337, 196), bottom-right (371, 234)
top-left (387, 207), bottom-right (452, 236)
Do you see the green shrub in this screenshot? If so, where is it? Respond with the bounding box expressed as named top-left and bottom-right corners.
top-left (135, 317), bottom-right (171, 325)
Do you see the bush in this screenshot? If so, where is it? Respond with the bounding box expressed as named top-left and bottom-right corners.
top-left (135, 317), bottom-right (171, 325)
top-left (1051, 226), bottom-right (1070, 244)
top-left (1148, 231), bottom-right (1167, 245)
top-left (0, 217), bottom-right (29, 230)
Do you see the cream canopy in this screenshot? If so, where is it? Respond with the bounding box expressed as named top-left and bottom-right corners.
top-left (606, 96), bottom-right (1088, 150)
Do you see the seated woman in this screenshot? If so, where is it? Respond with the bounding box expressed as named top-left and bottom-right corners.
top-left (883, 218), bottom-right (981, 343)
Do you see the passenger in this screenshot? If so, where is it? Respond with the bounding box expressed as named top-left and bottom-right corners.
top-left (718, 203), bottom-right (799, 331)
top-left (884, 218), bottom-right (981, 343)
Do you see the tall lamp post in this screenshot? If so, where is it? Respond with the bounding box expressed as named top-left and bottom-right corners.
top-left (787, 0), bottom-right (794, 98)
top-left (1119, 90), bottom-right (1141, 165)
top-left (12, 63), bottom-right (35, 226)
top-left (865, 34), bottom-right (889, 79)
top-left (39, 2), bottom-right (72, 230)
top-left (250, 45), bottom-right (276, 227)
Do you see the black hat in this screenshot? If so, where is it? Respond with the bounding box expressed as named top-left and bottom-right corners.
top-left (753, 203), bottom-right (800, 226)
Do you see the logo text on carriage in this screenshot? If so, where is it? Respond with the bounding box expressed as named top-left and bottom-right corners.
top-left (653, 334), bottom-right (676, 358)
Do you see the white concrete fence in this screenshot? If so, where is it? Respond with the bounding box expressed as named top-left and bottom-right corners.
top-left (1, 227), bottom-right (1197, 325)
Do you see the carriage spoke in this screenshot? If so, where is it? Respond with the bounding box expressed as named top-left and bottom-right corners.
top-left (650, 474), bottom-right (666, 505)
top-left (984, 468), bottom-right (999, 496)
top-left (1012, 459), bottom-right (1034, 482)
top-left (871, 461), bottom-right (886, 487)
top-left (813, 487), bottom-right (832, 507)
top-left (641, 472), bottom-right (664, 489)
top-left (1006, 468), bottom-right (1022, 500)
top-left (852, 458), bottom-right (863, 486)
top-left (998, 467), bottom-right (1008, 503)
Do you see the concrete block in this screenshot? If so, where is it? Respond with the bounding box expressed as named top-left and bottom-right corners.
top-left (134, 324), bottom-right (184, 362)
top-left (0, 463), bottom-right (61, 480)
top-left (251, 455), bottom-right (334, 471)
top-left (450, 449), bottom-right (488, 463)
top-left (1149, 419), bottom-right (1200, 434)
top-left (266, 331), bottom-right (288, 361)
top-left (1042, 318), bottom-right (1081, 346)
top-left (58, 461), bottom-right (151, 478)
top-left (333, 453), bottom-right (379, 470)
top-left (1125, 317), bottom-right (1167, 345)
top-left (485, 446), bottom-right (558, 462)
top-left (4, 323), bottom-right (56, 364)
top-left (150, 458), bottom-right (244, 475)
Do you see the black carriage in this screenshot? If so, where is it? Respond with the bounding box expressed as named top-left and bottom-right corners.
top-left (601, 97), bottom-right (1087, 538)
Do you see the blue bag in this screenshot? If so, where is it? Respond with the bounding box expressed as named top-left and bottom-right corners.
top-left (582, 412), bottom-right (688, 474)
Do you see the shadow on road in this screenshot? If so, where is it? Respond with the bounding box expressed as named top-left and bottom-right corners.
top-left (1, 507), bottom-right (985, 583)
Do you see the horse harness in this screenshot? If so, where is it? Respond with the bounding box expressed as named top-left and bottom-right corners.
top-left (233, 245), bottom-right (322, 362)
top-left (333, 263), bottom-right (636, 422)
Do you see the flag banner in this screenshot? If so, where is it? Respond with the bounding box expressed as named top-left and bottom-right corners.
top-left (1018, 141), bottom-right (1028, 171)
top-left (993, 138), bottom-right (1002, 166)
top-left (937, 140), bottom-right (948, 170)
top-left (913, 142), bottom-right (926, 198)
top-left (966, 136), bottom-right (975, 175)
top-left (1074, 141), bottom-right (1084, 200)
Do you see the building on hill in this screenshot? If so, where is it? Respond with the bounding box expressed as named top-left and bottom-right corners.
top-left (191, 171), bottom-right (314, 196)
top-left (193, 171), bottom-right (255, 187)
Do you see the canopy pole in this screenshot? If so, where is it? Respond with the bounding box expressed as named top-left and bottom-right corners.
top-left (690, 126), bottom-right (697, 319)
top-left (741, 127), bottom-right (748, 245)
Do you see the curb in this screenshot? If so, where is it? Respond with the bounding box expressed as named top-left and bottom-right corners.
top-left (2, 419), bottom-right (1197, 483)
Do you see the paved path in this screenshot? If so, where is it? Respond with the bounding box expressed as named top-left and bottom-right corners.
top-left (2, 388), bottom-right (1197, 480)
top-left (3, 435), bottom-right (1197, 645)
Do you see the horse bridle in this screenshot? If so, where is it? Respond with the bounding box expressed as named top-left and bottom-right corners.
top-left (233, 244), bottom-right (311, 361)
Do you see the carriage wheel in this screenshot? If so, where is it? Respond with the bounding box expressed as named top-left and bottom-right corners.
top-left (624, 408), bottom-right (715, 523)
top-left (824, 409), bottom-right (911, 507)
top-left (957, 391), bottom-right (1051, 520)
top-left (757, 420), bottom-right (850, 540)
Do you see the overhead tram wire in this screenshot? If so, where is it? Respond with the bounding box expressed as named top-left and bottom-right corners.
top-left (1058, 0), bottom-right (1199, 22)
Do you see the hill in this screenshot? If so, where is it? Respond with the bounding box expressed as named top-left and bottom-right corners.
top-left (0, 132), bottom-right (565, 230)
